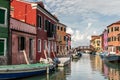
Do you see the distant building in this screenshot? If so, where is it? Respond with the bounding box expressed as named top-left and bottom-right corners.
top-left (0, 0), bottom-right (10, 65)
top-left (11, 0), bottom-right (59, 62)
top-left (90, 35), bottom-right (102, 52)
top-left (102, 29), bottom-right (108, 51)
top-left (56, 23), bottom-right (67, 55)
top-left (107, 21), bottom-right (120, 54)
top-left (66, 33), bottom-right (71, 50)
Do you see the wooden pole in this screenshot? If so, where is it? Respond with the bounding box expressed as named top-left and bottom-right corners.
top-left (44, 50), bottom-right (47, 59)
top-left (23, 50), bottom-right (30, 65)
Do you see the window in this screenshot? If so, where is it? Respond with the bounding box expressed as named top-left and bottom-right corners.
top-left (108, 29), bottom-right (109, 33)
top-left (38, 39), bottom-right (41, 52)
top-left (108, 37), bottom-right (111, 42)
top-left (118, 37), bottom-right (120, 41)
top-left (64, 28), bottom-right (66, 32)
top-left (0, 38), bottom-right (6, 56)
top-left (114, 37), bottom-right (116, 41)
top-left (37, 15), bottom-right (42, 28)
top-left (58, 26), bottom-right (59, 30)
top-left (0, 7), bottom-right (7, 26)
top-left (115, 27), bottom-right (119, 31)
top-left (44, 19), bottom-right (48, 31)
top-left (111, 27), bottom-right (113, 32)
top-left (51, 23), bottom-right (54, 32)
top-left (18, 37), bottom-right (25, 51)
top-left (61, 27), bottom-right (63, 31)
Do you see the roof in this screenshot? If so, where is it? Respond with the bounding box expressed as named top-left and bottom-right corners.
top-left (57, 22), bottom-right (67, 27)
top-left (16, 0), bottom-right (59, 22)
top-left (107, 20), bottom-right (120, 28)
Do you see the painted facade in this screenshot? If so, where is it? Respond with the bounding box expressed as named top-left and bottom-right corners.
top-left (11, 0), bottom-right (59, 62)
top-left (56, 23), bottom-right (67, 55)
top-left (90, 36), bottom-right (102, 52)
top-left (107, 21), bottom-right (120, 54)
top-left (0, 0), bottom-right (9, 65)
top-left (66, 33), bottom-right (71, 51)
top-left (10, 18), bottom-right (36, 64)
top-left (103, 29), bottom-right (108, 51)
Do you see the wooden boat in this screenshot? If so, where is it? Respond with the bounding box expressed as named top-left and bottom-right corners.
top-left (71, 52), bottom-right (82, 59)
top-left (0, 63), bottom-right (55, 79)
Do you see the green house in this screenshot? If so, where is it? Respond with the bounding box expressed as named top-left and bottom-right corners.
top-left (0, 0), bottom-right (9, 64)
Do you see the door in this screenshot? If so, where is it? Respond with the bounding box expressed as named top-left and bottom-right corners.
top-left (0, 39), bottom-right (6, 56)
top-left (29, 39), bottom-right (34, 60)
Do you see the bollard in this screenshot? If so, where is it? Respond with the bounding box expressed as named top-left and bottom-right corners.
top-left (46, 67), bottom-right (49, 74)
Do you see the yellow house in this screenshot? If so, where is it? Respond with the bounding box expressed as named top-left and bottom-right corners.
top-left (90, 35), bottom-right (102, 52)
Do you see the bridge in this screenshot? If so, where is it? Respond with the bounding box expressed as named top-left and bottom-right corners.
top-left (75, 46), bottom-right (94, 53)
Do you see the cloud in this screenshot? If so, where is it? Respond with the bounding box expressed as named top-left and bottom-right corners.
top-left (86, 23), bottom-right (92, 30)
top-left (43, 0), bottom-right (120, 48)
top-left (45, 0), bottom-right (120, 16)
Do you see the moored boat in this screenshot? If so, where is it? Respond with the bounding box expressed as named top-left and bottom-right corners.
top-left (104, 54), bottom-right (120, 62)
top-left (0, 63), bottom-right (55, 80)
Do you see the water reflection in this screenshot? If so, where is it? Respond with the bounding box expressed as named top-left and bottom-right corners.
top-left (104, 62), bottom-right (120, 80)
top-left (94, 55), bottom-right (120, 80)
top-left (18, 54), bottom-right (120, 80)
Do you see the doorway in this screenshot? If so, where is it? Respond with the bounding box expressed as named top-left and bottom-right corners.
top-left (29, 39), bottom-right (34, 60)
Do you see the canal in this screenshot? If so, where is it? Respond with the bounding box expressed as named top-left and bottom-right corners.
top-left (19, 54), bottom-right (120, 80)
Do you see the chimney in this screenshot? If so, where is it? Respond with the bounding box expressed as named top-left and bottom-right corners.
top-left (37, 1), bottom-right (44, 8)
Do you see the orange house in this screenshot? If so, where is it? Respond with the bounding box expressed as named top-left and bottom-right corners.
top-left (107, 21), bottom-right (120, 54)
top-left (56, 23), bottom-right (67, 55)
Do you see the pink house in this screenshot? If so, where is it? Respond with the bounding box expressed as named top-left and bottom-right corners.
top-left (10, 18), bottom-right (36, 64)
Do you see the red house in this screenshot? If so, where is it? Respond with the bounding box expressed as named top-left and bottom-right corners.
top-left (11, 0), bottom-right (59, 62)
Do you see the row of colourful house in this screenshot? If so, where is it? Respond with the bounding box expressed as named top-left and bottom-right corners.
top-left (0, 0), bottom-right (71, 65)
top-left (90, 20), bottom-right (120, 54)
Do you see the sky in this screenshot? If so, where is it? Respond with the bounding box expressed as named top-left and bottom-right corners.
top-left (27, 0), bottom-right (120, 48)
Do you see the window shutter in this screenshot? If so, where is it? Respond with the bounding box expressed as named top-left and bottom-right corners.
top-left (0, 9), bottom-right (5, 24)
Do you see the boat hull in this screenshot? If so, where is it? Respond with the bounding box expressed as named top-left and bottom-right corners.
top-left (104, 55), bottom-right (120, 62)
top-left (0, 69), bottom-right (46, 79)
top-left (0, 64), bottom-right (55, 79)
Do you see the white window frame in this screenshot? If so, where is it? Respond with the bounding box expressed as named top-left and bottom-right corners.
top-left (38, 39), bottom-right (41, 52)
top-left (0, 38), bottom-right (7, 56)
top-left (0, 7), bottom-right (7, 27)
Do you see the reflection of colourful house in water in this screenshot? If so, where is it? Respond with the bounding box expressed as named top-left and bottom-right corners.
top-left (0, 0), bottom-right (9, 65)
top-left (108, 68), bottom-right (120, 80)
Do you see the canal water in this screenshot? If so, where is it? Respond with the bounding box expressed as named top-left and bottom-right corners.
top-left (19, 54), bottom-right (120, 80)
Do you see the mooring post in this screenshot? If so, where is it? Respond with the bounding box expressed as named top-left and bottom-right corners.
top-left (46, 67), bottom-right (49, 74)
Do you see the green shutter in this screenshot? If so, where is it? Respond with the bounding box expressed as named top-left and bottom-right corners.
top-left (0, 40), bottom-right (4, 55)
top-left (0, 9), bottom-right (5, 24)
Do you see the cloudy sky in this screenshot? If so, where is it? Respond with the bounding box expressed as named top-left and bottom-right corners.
top-left (28, 0), bottom-right (120, 48)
